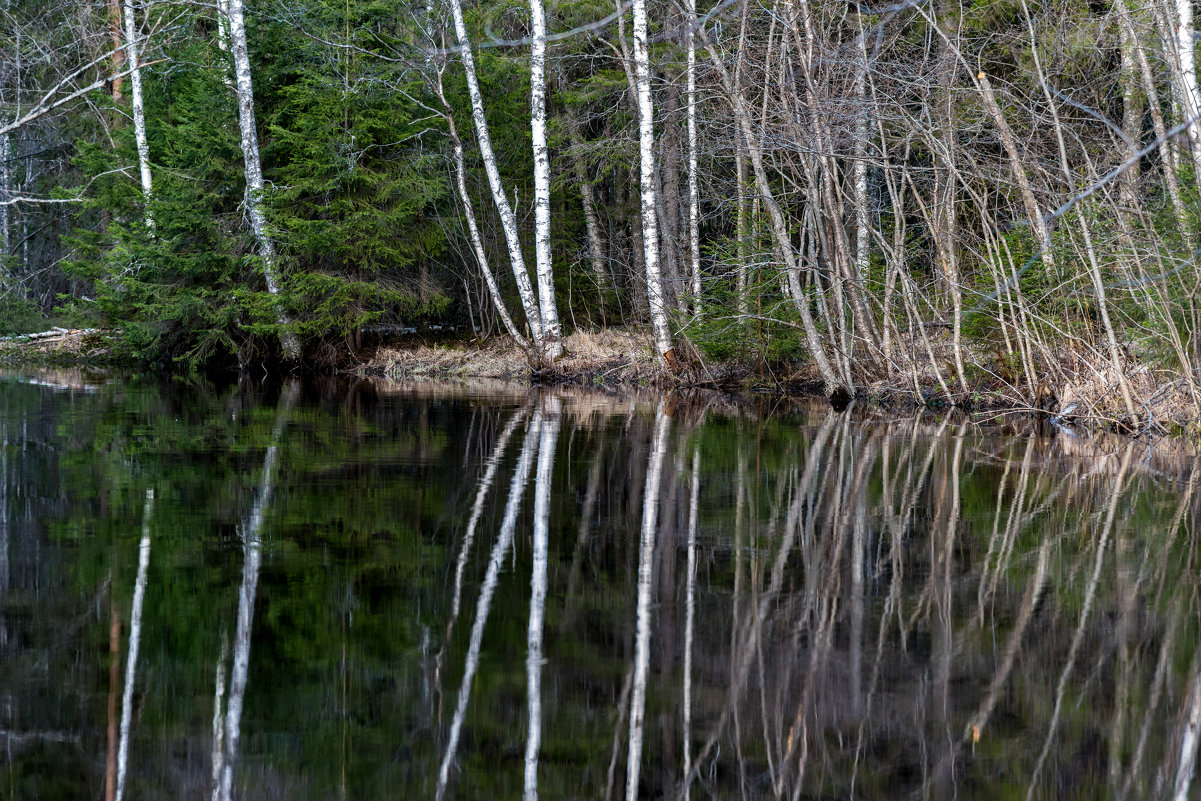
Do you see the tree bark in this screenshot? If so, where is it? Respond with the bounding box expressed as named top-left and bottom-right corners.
top-left (630, 0), bottom-right (677, 367)
top-left (686, 1), bottom-right (701, 313)
top-left (529, 0), bottom-right (563, 360)
top-left (446, 0), bottom-right (545, 355)
top-left (121, 0), bottom-right (153, 229)
top-left (226, 0), bottom-right (301, 361)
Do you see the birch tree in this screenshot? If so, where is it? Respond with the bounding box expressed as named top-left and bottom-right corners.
top-left (120, 0), bottom-right (153, 229)
top-left (529, 0), bottom-right (563, 360)
top-left (445, 0), bottom-right (551, 363)
top-left (686, 0), bottom-right (701, 312)
top-left (223, 0), bottom-right (301, 361)
top-left (630, 0), bottom-right (679, 369)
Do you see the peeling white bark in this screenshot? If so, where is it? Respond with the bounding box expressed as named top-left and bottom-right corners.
top-left (686, 0), bottom-right (701, 311)
top-left (114, 489), bottom-right (154, 801)
top-left (1175, 0), bottom-right (1201, 179)
top-left (529, 0), bottom-right (562, 360)
top-left (226, 0), bottom-right (301, 361)
top-left (631, 0), bottom-right (674, 363)
top-left (446, 0), bottom-right (545, 353)
top-left (121, 0), bottom-right (153, 229)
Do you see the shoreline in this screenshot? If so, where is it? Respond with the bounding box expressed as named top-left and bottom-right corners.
top-left (5, 326), bottom-right (1197, 438)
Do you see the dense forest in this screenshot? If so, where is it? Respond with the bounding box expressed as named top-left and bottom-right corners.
top-left (4, 0), bottom-right (1201, 411)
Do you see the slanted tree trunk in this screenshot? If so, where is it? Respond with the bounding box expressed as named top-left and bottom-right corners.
top-left (696, 24), bottom-right (843, 394)
top-left (433, 69), bottom-right (529, 348)
top-left (529, 0), bottom-right (562, 361)
top-left (121, 0), bottom-right (153, 229)
top-left (631, 0), bottom-right (678, 368)
top-left (446, 0), bottom-right (546, 357)
top-left (225, 0), bottom-right (301, 361)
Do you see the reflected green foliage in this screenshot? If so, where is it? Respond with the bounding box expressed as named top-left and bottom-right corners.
top-left (0, 378), bottom-right (1199, 799)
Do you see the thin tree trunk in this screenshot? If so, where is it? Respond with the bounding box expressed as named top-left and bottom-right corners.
top-left (566, 111), bottom-right (611, 300)
top-left (226, 0), bottom-right (301, 361)
top-left (446, 0), bottom-right (545, 354)
top-left (121, 0), bottom-right (153, 229)
top-left (686, 0), bottom-right (701, 313)
top-left (529, 0), bottom-right (562, 361)
top-left (109, 0), bottom-right (126, 102)
top-left (630, 0), bottom-right (677, 367)
top-left (1172, 0), bottom-right (1201, 179)
top-left (696, 27), bottom-right (842, 393)
top-left (435, 75), bottom-right (529, 349)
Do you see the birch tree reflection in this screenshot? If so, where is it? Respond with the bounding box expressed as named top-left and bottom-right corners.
top-left (9, 379), bottom-right (1201, 799)
top-left (211, 381), bottom-right (298, 801)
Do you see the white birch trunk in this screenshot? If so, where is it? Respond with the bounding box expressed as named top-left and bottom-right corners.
top-left (437, 412), bottom-right (541, 801)
top-left (114, 489), bottom-right (154, 801)
top-left (226, 0), bottom-right (301, 361)
top-left (686, 0), bottom-right (701, 312)
top-left (631, 0), bottom-right (676, 365)
top-left (1175, 0), bottom-right (1201, 179)
top-left (444, 102), bottom-right (530, 349)
top-left (218, 382), bottom-right (296, 801)
top-left (525, 397), bottom-right (559, 800)
top-left (121, 0), bottom-right (153, 229)
top-left (1, 133), bottom-right (9, 262)
top-left (626, 402), bottom-right (671, 801)
top-left (446, 0), bottom-right (545, 353)
top-left (529, 0), bottom-right (562, 361)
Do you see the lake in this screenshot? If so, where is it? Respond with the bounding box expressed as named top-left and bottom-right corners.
top-left (1, 370), bottom-right (1198, 800)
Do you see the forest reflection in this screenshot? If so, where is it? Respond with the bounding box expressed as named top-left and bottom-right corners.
top-left (0, 375), bottom-right (1199, 800)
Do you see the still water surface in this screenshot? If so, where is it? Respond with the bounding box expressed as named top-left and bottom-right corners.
top-left (1, 371), bottom-right (1199, 800)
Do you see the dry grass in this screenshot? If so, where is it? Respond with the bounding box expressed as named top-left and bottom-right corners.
top-left (362, 328), bottom-right (667, 385)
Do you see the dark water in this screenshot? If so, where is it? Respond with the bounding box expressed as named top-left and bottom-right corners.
top-left (1, 370), bottom-right (1199, 800)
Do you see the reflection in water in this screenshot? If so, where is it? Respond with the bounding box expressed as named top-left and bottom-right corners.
top-left (437, 405), bottom-right (541, 801)
top-left (115, 489), bottom-right (153, 801)
top-left (213, 380), bottom-right (297, 801)
top-left (0, 376), bottom-right (1200, 799)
